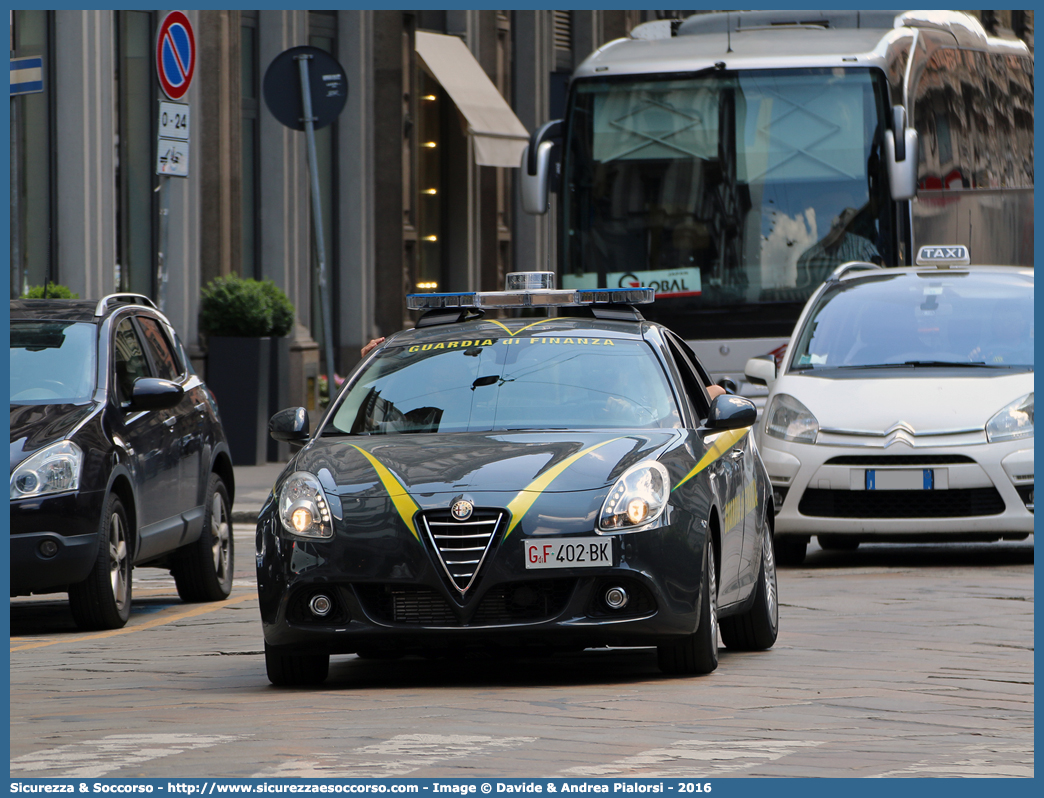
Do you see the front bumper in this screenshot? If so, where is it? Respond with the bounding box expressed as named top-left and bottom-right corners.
top-left (10, 489), bottom-right (105, 594)
top-left (758, 431), bottom-right (1033, 539)
top-left (256, 497), bottom-right (707, 656)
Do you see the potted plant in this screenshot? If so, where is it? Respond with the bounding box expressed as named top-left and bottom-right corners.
top-left (200, 275), bottom-right (295, 465)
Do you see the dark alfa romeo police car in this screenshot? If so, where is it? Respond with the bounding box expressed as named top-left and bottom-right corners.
top-left (258, 275), bottom-right (778, 685)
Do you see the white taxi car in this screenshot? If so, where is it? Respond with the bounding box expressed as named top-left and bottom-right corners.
top-left (746, 247), bottom-right (1033, 565)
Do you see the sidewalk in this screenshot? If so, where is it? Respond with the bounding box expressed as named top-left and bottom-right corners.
top-left (230, 462), bottom-right (288, 523)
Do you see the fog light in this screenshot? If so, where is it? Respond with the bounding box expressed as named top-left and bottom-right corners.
top-left (309, 594), bottom-right (333, 617)
top-left (604, 586), bottom-right (629, 610)
top-left (38, 540), bottom-right (59, 558)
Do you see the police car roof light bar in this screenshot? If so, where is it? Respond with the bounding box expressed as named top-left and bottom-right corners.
top-left (407, 271), bottom-right (655, 312)
top-left (406, 287), bottom-right (656, 310)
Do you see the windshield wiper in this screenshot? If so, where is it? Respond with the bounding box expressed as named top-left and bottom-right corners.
top-left (903, 360), bottom-right (998, 368)
top-left (837, 361), bottom-right (1006, 370)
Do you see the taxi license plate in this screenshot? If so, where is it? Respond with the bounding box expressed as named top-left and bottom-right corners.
top-left (866, 469), bottom-right (934, 490)
top-left (525, 537), bottom-right (612, 569)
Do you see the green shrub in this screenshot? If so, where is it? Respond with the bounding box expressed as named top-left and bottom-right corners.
top-left (261, 279), bottom-right (296, 337)
top-left (22, 283), bottom-right (79, 299)
top-left (200, 275), bottom-right (295, 337)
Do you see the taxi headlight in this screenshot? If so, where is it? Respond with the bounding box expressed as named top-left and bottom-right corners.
top-left (765, 393), bottom-right (819, 444)
top-left (599, 461), bottom-right (670, 533)
top-left (986, 393), bottom-right (1033, 443)
top-left (10, 440), bottom-right (83, 499)
top-left (278, 471), bottom-right (333, 539)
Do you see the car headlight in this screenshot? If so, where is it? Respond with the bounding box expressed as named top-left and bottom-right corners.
top-left (10, 440), bottom-right (83, 499)
top-left (278, 471), bottom-right (333, 539)
top-left (986, 393), bottom-right (1033, 443)
top-left (599, 461), bottom-right (670, 533)
top-left (764, 393), bottom-right (820, 444)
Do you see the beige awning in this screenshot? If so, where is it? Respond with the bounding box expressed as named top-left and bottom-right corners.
top-left (415, 31), bottom-right (530, 168)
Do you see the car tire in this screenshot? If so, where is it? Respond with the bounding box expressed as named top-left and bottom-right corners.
top-left (774, 535), bottom-right (807, 566)
top-left (69, 494), bottom-right (132, 630)
top-left (172, 474), bottom-right (234, 603)
top-left (818, 534), bottom-right (859, 551)
top-left (265, 643), bottom-right (330, 686)
top-left (657, 537), bottom-right (718, 675)
top-left (720, 524), bottom-right (779, 650)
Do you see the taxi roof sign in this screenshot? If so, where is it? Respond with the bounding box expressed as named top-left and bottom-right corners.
top-left (916, 245), bottom-right (970, 267)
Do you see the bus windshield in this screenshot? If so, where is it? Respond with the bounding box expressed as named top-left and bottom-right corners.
top-left (562, 67), bottom-right (892, 340)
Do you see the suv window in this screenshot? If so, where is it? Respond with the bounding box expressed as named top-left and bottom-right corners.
top-left (114, 319), bottom-right (152, 406)
top-left (137, 316), bottom-right (181, 381)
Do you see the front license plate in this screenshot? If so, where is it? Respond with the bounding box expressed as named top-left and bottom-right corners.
top-left (866, 469), bottom-right (934, 490)
top-left (525, 537), bottom-right (612, 569)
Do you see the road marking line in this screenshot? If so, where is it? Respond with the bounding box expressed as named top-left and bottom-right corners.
top-left (11, 733), bottom-right (243, 778)
top-left (10, 593), bottom-right (255, 652)
top-left (253, 734), bottom-right (537, 778)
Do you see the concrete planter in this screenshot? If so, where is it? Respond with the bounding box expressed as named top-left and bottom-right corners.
top-left (206, 336), bottom-right (272, 466)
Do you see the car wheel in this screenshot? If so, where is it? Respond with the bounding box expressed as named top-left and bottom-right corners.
top-left (69, 494), bottom-right (132, 630)
top-left (774, 535), bottom-right (807, 566)
top-left (172, 474), bottom-right (234, 602)
top-left (265, 642), bottom-right (330, 686)
top-left (818, 534), bottom-right (859, 551)
top-left (720, 523), bottom-right (779, 650)
top-left (657, 537), bottom-right (718, 675)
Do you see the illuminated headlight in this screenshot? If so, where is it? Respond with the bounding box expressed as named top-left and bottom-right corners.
top-left (599, 461), bottom-right (670, 533)
top-left (10, 441), bottom-right (83, 499)
top-left (765, 393), bottom-right (819, 444)
top-left (278, 471), bottom-right (333, 539)
top-left (986, 393), bottom-right (1033, 443)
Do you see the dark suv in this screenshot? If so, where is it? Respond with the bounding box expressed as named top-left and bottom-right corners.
top-left (10, 294), bottom-right (235, 629)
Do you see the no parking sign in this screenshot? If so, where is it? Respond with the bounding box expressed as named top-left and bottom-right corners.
top-left (156, 10), bottom-right (195, 100)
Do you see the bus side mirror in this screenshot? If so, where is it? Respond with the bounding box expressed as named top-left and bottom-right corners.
top-left (886, 105), bottom-right (918, 201)
top-left (520, 119), bottom-right (563, 215)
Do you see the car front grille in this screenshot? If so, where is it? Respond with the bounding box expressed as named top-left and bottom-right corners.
top-left (823, 454), bottom-right (976, 466)
top-left (798, 488), bottom-right (1005, 518)
top-left (355, 579), bottom-right (577, 626)
top-left (420, 508), bottom-right (505, 594)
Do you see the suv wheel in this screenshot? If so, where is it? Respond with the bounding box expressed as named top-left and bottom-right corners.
top-left (69, 494), bottom-right (132, 630)
top-left (172, 474), bottom-right (234, 602)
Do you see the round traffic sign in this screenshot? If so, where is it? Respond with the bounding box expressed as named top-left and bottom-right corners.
top-left (263, 46), bottom-right (348, 131)
top-left (156, 11), bottom-right (196, 100)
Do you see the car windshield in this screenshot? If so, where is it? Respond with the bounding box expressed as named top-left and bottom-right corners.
top-left (10, 321), bottom-right (97, 404)
top-left (327, 334), bottom-right (681, 435)
top-left (790, 270), bottom-right (1034, 371)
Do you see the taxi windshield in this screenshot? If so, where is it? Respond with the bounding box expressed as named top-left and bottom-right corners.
top-left (790, 271), bottom-right (1034, 371)
top-left (327, 334), bottom-right (681, 434)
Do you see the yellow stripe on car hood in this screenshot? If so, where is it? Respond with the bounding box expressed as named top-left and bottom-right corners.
top-left (350, 445), bottom-right (421, 539)
top-left (504, 438), bottom-right (621, 539)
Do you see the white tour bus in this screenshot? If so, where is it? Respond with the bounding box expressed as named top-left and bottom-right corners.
top-left (521, 9), bottom-right (1033, 392)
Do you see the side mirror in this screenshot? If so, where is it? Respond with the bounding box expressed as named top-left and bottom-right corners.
top-left (885, 105), bottom-right (918, 200)
top-left (744, 355), bottom-right (777, 387)
top-left (706, 394), bottom-right (757, 431)
top-left (520, 119), bottom-right (562, 215)
top-left (269, 406), bottom-right (309, 443)
top-left (716, 376), bottom-right (738, 394)
top-left (129, 378), bottom-right (184, 411)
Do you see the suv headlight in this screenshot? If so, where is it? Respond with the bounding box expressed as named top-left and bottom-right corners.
top-left (765, 393), bottom-right (820, 444)
top-left (10, 440), bottom-right (83, 499)
top-left (986, 393), bottom-right (1033, 443)
top-left (278, 471), bottom-right (333, 539)
top-left (599, 461), bottom-right (670, 533)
